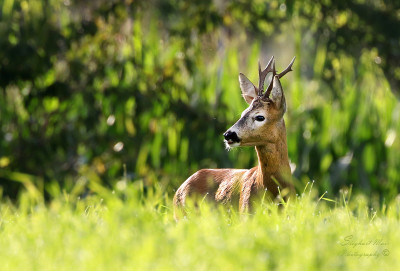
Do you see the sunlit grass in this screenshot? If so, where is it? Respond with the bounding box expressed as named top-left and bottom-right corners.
top-left (0, 182), bottom-right (399, 271)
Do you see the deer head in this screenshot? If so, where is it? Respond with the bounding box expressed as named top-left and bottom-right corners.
top-left (224, 56), bottom-right (295, 148)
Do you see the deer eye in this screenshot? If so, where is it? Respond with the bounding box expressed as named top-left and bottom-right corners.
top-left (255, 116), bottom-right (265, 122)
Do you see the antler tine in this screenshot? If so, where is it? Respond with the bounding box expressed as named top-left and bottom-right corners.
top-left (263, 60), bottom-right (277, 99)
top-left (277, 56), bottom-right (296, 79)
top-left (258, 56), bottom-right (275, 96)
top-left (263, 56), bottom-right (296, 99)
top-left (257, 61), bottom-right (262, 96)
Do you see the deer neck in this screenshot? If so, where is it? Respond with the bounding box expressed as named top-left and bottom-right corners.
top-left (255, 119), bottom-right (291, 188)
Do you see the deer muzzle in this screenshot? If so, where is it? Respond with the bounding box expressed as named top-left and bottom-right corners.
top-left (223, 130), bottom-right (241, 145)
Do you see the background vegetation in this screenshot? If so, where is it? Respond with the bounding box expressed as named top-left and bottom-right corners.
top-left (1, 0), bottom-right (400, 202)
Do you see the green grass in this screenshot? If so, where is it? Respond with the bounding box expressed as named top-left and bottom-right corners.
top-left (0, 183), bottom-right (399, 271)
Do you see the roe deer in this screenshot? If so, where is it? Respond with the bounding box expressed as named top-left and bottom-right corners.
top-left (174, 56), bottom-right (296, 218)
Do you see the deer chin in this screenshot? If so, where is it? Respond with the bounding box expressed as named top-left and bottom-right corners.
top-left (224, 140), bottom-right (241, 150)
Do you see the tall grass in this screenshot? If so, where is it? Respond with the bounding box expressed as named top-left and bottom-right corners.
top-left (0, 182), bottom-right (399, 270)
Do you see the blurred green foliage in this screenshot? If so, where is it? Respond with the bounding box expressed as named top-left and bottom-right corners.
top-left (0, 0), bottom-right (399, 200)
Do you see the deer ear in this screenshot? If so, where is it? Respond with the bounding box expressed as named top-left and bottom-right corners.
top-left (270, 76), bottom-right (286, 111)
top-left (239, 73), bottom-right (257, 104)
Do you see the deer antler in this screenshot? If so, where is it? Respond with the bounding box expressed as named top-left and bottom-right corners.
top-left (263, 56), bottom-right (296, 99)
top-left (257, 56), bottom-right (275, 96)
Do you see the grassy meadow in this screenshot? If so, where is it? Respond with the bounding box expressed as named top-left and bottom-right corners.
top-left (0, 182), bottom-right (399, 271)
top-left (1, 1), bottom-right (400, 270)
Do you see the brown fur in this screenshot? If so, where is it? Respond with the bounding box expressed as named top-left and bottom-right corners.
top-left (174, 59), bottom-right (295, 219)
top-left (173, 120), bottom-right (293, 218)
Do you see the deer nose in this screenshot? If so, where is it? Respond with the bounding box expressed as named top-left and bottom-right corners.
top-left (223, 131), bottom-right (240, 143)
